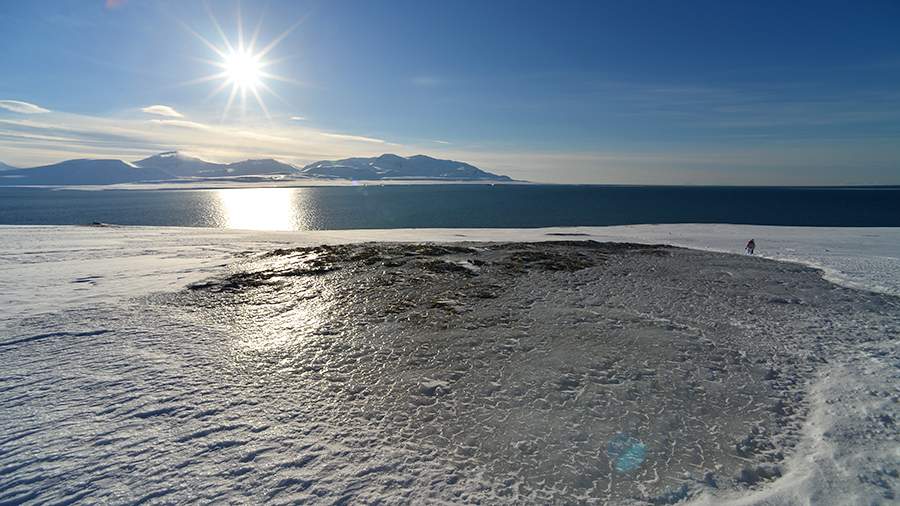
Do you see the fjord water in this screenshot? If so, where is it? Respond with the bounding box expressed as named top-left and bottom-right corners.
top-left (1, 185), bottom-right (899, 230)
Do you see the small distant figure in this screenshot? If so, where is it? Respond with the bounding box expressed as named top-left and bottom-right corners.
top-left (746, 239), bottom-right (756, 255)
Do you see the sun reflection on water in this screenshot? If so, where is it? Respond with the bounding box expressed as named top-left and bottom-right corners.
top-left (214, 188), bottom-right (300, 231)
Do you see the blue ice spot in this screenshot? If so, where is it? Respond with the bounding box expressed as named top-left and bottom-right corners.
top-left (607, 433), bottom-right (646, 473)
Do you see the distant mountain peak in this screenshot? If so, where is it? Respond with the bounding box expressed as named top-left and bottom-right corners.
top-left (157, 150), bottom-right (191, 157)
top-left (156, 151), bottom-right (188, 160)
top-left (0, 158), bottom-right (170, 185)
top-left (136, 150), bottom-right (205, 164)
top-left (301, 154), bottom-right (511, 181)
top-left (235, 157), bottom-right (285, 164)
top-left (132, 151), bottom-right (299, 178)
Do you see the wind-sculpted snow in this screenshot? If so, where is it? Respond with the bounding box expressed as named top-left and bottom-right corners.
top-left (1, 241), bottom-right (898, 504)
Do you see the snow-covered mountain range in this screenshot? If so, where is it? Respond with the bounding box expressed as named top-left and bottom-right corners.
top-left (134, 151), bottom-right (298, 178)
top-left (301, 154), bottom-right (511, 181)
top-left (0, 152), bottom-right (510, 185)
top-left (0, 159), bottom-right (171, 185)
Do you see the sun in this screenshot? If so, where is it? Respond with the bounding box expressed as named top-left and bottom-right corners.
top-left (222, 49), bottom-right (262, 91)
top-left (181, 6), bottom-right (300, 120)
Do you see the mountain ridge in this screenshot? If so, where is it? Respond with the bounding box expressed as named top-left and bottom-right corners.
top-left (0, 152), bottom-right (511, 185)
top-left (301, 153), bottom-right (511, 181)
top-left (134, 151), bottom-right (299, 178)
top-left (0, 159), bottom-right (171, 185)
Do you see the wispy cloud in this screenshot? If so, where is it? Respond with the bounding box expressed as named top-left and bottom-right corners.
top-left (319, 132), bottom-right (386, 144)
top-left (290, 116), bottom-right (306, 121)
top-left (432, 140), bottom-right (451, 145)
top-left (237, 131), bottom-right (292, 143)
top-left (0, 108), bottom-right (397, 168)
top-left (141, 105), bottom-right (184, 118)
top-left (0, 117), bottom-right (153, 146)
top-left (148, 119), bottom-right (210, 130)
top-left (0, 100), bottom-right (51, 114)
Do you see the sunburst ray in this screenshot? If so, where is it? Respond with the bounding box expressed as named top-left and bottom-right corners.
top-left (177, 4), bottom-right (299, 121)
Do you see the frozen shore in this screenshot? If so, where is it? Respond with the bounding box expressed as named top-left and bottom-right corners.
top-left (0, 225), bottom-right (898, 504)
top-left (3, 224), bottom-right (899, 321)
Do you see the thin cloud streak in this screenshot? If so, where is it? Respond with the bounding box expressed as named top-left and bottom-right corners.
top-left (141, 105), bottom-right (184, 118)
top-left (148, 119), bottom-right (211, 130)
top-left (319, 132), bottom-right (386, 144)
top-left (0, 100), bottom-right (51, 114)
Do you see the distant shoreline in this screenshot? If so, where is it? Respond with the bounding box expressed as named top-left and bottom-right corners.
top-left (0, 178), bottom-right (530, 191)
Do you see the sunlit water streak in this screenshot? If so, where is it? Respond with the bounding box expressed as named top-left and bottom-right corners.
top-left (214, 188), bottom-right (302, 230)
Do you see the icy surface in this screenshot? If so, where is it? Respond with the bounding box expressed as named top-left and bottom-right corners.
top-left (0, 224), bottom-right (898, 504)
top-left (3, 224), bottom-right (899, 320)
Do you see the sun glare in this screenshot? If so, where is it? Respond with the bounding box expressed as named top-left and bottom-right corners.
top-left (182, 6), bottom-right (300, 119)
top-left (223, 49), bottom-right (262, 91)
top-left (215, 188), bottom-right (299, 230)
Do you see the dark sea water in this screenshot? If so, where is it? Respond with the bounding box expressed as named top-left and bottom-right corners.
top-left (1, 185), bottom-right (898, 230)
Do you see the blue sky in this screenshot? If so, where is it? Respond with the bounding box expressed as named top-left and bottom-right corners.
top-left (1, 0), bottom-right (899, 184)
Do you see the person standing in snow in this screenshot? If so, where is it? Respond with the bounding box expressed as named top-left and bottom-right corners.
top-left (746, 239), bottom-right (756, 255)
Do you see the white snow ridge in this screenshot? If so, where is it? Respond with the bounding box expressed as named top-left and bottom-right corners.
top-left (0, 225), bottom-right (897, 504)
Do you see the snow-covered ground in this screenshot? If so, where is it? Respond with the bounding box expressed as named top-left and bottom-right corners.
top-left (3, 224), bottom-right (899, 320)
top-left (1, 224), bottom-right (897, 504)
